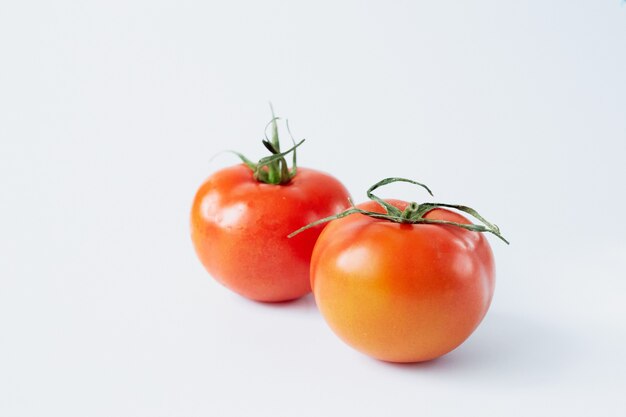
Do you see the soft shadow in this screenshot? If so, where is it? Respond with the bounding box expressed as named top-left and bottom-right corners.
top-left (249, 292), bottom-right (319, 313)
top-left (374, 311), bottom-right (580, 384)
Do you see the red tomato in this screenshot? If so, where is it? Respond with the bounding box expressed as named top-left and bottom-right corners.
top-left (310, 199), bottom-right (496, 362)
top-left (191, 164), bottom-right (350, 302)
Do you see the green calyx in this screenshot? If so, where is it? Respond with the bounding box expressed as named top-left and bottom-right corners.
top-left (289, 177), bottom-right (509, 244)
top-left (231, 104), bottom-right (304, 185)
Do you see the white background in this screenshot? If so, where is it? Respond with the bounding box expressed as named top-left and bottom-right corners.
top-left (1, 1), bottom-right (625, 416)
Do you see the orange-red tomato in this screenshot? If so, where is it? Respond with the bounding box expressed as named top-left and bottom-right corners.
top-left (310, 199), bottom-right (495, 362)
top-left (191, 164), bottom-right (350, 302)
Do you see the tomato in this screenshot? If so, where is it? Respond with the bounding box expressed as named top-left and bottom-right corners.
top-left (191, 110), bottom-right (350, 302)
top-left (191, 165), bottom-right (349, 302)
top-left (299, 178), bottom-right (506, 362)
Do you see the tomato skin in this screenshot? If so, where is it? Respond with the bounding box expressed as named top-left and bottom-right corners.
top-left (310, 199), bottom-right (495, 362)
top-left (191, 164), bottom-right (350, 302)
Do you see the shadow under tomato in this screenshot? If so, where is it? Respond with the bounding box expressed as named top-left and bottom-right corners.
top-left (250, 292), bottom-right (318, 312)
top-left (371, 311), bottom-right (580, 384)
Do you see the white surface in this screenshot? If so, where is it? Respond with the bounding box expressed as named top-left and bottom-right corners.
top-left (1, 1), bottom-right (626, 416)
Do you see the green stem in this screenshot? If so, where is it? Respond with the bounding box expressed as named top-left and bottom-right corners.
top-left (267, 104), bottom-right (281, 183)
top-left (367, 177), bottom-right (433, 218)
top-left (228, 104), bottom-right (304, 185)
top-left (400, 202), bottom-right (420, 222)
top-left (254, 139), bottom-right (305, 184)
top-left (289, 177), bottom-right (509, 244)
